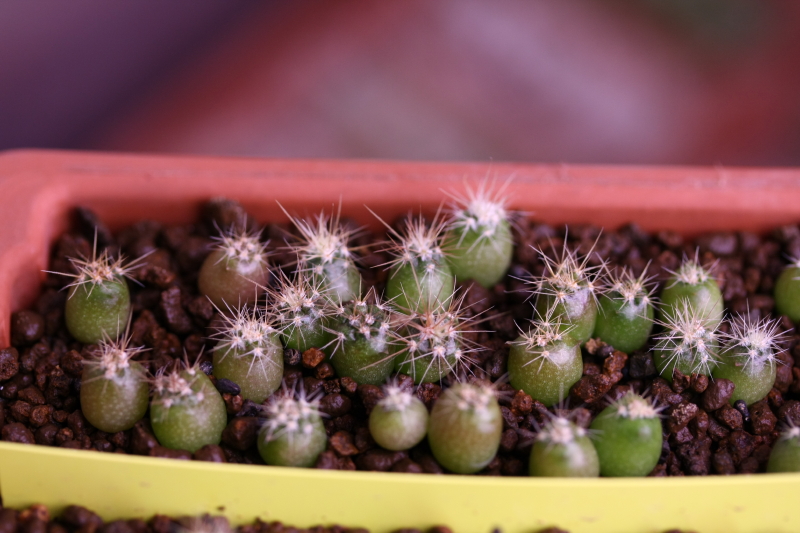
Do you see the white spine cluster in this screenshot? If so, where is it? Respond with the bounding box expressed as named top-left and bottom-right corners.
top-left (213, 227), bottom-right (268, 275)
top-left (606, 267), bottom-right (654, 310)
top-left (655, 300), bottom-right (720, 376)
top-left (152, 364), bottom-right (204, 411)
top-left (211, 305), bottom-right (280, 375)
top-left (262, 389), bottom-right (321, 442)
top-left (447, 180), bottom-right (510, 244)
top-left (722, 314), bottom-right (784, 375)
top-left (281, 207), bottom-right (353, 272)
top-left (510, 307), bottom-right (575, 370)
top-left (531, 245), bottom-right (602, 304)
top-left (613, 392), bottom-right (660, 420)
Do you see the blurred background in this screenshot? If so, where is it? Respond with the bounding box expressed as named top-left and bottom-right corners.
top-left (2, 0), bottom-right (800, 166)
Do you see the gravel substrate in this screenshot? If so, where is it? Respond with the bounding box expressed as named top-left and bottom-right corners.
top-left (2, 200), bottom-right (799, 478)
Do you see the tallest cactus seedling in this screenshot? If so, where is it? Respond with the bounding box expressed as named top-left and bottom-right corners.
top-left (282, 206), bottom-right (363, 304)
top-left (381, 211), bottom-right (454, 312)
top-left (198, 225), bottom-right (270, 310)
top-left (444, 180), bottom-right (514, 288)
top-left (52, 238), bottom-right (141, 344)
top-left (532, 244), bottom-right (602, 345)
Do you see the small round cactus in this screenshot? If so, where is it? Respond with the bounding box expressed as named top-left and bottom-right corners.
top-left (258, 387), bottom-right (327, 467)
top-left (150, 362), bottom-right (227, 453)
top-left (593, 267), bottom-right (655, 353)
top-left (767, 425), bottom-right (800, 473)
top-left (392, 294), bottom-right (477, 384)
top-left (272, 268), bottom-right (334, 353)
top-left (368, 383), bottom-right (429, 451)
top-left (198, 226), bottom-right (270, 310)
top-left (531, 245), bottom-right (600, 346)
top-left (327, 289), bottom-right (394, 385)
top-left (383, 212), bottom-right (454, 312)
top-left (508, 313), bottom-right (582, 407)
top-left (427, 381), bottom-right (502, 474)
top-left (211, 305), bottom-right (284, 403)
top-left (774, 258), bottom-right (800, 322)
top-left (444, 181), bottom-right (513, 288)
top-left (660, 257), bottom-right (723, 328)
top-left (53, 243), bottom-right (138, 344)
top-left (713, 314), bottom-right (785, 406)
top-left (80, 333), bottom-right (149, 433)
top-left (529, 416), bottom-right (599, 477)
top-left (589, 392), bottom-right (662, 477)
top-left (283, 207), bottom-right (362, 304)
top-left (653, 299), bottom-right (721, 381)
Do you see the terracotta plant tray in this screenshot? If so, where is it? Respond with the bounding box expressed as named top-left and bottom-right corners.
top-left (1, 149), bottom-right (800, 533)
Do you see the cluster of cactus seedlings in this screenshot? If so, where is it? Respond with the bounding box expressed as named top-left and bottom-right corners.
top-left (42, 185), bottom-right (800, 477)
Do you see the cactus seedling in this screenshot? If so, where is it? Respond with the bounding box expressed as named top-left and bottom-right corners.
top-left (368, 382), bottom-right (429, 451)
top-left (593, 267), bottom-right (655, 353)
top-left (427, 381), bottom-right (502, 474)
top-left (774, 258), bottom-right (800, 322)
top-left (444, 180), bottom-right (513, 288)
top-left (258, 386), bottom-right (326, 467)
top-left (652, 299), bottom-right (721, 381)
top-left (529, 416), bottom-right (599, 477)
top-left (51, 240), bottom-right (140, 344)
top-left (198, 226), bottom-right (270, 310)
top-left (381, 211), bottom-right (454, 312)
top-left (150, 361), bottom-right (227, 453)
top-left (767, 425), bottom-right (800, 473)
top-left (713, 314), bottom-right (785, 406)
top-left (272, 267), bottom-right (334, 354)
top-left (508, 311), bottom-right (582, 407)
top-left (531, 244), bottom-right (601, 346)
top-left (327, 288), bottom-right (394, 385)
top-left (80, 331), bottom-right (149, 433)
top-left (282, 206), bottom-right (362, 304)
top-left (589, 392), bottom-right (662, 477)
top-left (211, 305), bottom-right (283, 403)
top-left (392, 292), bottom-right (479, 384)
top-left (660, 257), bottom-right (723, 328)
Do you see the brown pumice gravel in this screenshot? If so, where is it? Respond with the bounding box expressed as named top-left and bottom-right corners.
top-left (3, 202), bottom-right (800, 479)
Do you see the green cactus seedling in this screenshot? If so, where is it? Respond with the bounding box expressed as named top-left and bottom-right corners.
top-left (767, 425), bottom-right (800, 473)
top-left (653, 299), bottom-right (721, 381)
top-left (50, 239), bottom-right (143, 345)
top-left (368, 382), bottom-right (429, 451)
top-left (392, 292), bottom-right (479, 384)
top-left (327, 288), bottom-right (395, 385)
top-left (150, 361), bottom-right (227, 453)
top-left (80, 331), bottom-right (149, 433)
top-left (590, 392), bottom-right (662, 477)
top-left (775, 258), bottom-right (800, 323)
top-left (258, 386), bottom-right (327, 468)
top-left (211, 305), bottom-right (284, 403)
top-left (444, 180), bottom-right (513, 288)
top-left (508, 310), bottom-right (582, 407)
top-left (660, 256), bottom-right (723, 328)
top-left (427, 381), bottom-right (502, 474)
top-left (271, 267), bottom-right (335, 353)
top-left (529, 416), bottom-right (599, 477)
top-left (381, 211), bottom-right (454, 312)
top-left (713, 314), bottom-right (785, 406)
top-left (198, 226), bottom-right (270, 310)
top-left (531, 244), bottom-right (601, 346)
top-left (593, 267), bottom-right (655, 353)
top-left (281, 206), bottom-right (363, 304)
